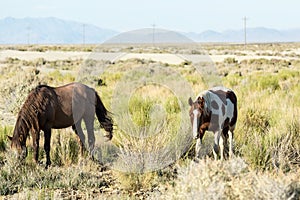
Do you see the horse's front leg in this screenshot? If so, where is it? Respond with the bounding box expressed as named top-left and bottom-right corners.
top-left (213, 130), bottom-right (221, 160)
top-left (228, 129), bottom-right (234, 159)
top-left (219, 133), bottom-right (225, 161)
top-left (32, 130), bottom-right (40, 164)
top-left (195, 138), bottom-right (202, 159)
top-left (44, 127), bottom-right (52, 168)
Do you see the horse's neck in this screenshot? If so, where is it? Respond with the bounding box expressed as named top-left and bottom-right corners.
top-left (202, 92), bottom-right (211, 116)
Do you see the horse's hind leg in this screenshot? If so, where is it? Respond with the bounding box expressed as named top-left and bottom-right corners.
top-left (72, 120), bottom-right (86, 157)
top-left (83, 116), bottom-right (95, 154)
top-left (222, 127), bottom-right (230, 159)
top-left (72, 124), bottom-right (85, 156)
top-left (228, 127), bottom-right (235, 158)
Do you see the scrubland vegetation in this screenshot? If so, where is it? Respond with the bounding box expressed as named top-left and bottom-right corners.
top-left (0, 43), bottom-right (300, 199)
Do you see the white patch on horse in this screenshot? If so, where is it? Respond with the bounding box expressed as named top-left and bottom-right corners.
top-left (192, 109), bottom-right (199, 138)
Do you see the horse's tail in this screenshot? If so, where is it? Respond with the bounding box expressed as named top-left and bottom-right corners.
top-left (95, 92), bottom-right (113, 140)
top-left (229, 90), bottom-right (238, 128)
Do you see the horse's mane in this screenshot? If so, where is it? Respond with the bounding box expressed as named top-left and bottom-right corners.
top-left (16, 85), bottom-right (55, 136)
top-left (195, 90), bottom-right (211, 116)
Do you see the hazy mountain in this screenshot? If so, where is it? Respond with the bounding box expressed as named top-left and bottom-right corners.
top-left (186, 27), bottom-right (300, 43)
top-left (0, 17), bottom-right (118, 44)
top-left (0, 17), bottom-right (299, 44)
top-left (105, 28), bottom-right (194, 44)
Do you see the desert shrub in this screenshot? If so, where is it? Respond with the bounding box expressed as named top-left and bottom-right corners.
top-left (223, 73), bottom-right (243, 87)
top-left (250, 74), bottom-right (280, 91)
top-left (241, 132), bottom-right (272, 170)
top-left (0, 68), bottom-right (45, 115)
top-left (270, 120), bottom-right (300, 172)
top-left (33, 58), bottom-right (46, 67)
top-left (5, 57), bottom-right (20, 65)
top-left (0, 126), bottom-right (12, 152)
top-left (224, 57), bottom-right (238, 64)
top-left (0, 155), bottom-right (114, 196)
top-left (185, 74), bottom-right (199, 86)
top-left (243, 108), bottom-right (271, 134)
top-left (113, 171), bottom-right (158, 192)
top-left (128, 95), bottom-right (156, 127)
top-left (162, 158), bottom-right (300, 199)
top-left (51, 131), bottom-right (80, 166)
top-left (165, 96), bottom-right (180, 114)
top-left (48, 70), bottom-right (75, 83)
top-left (101, 72), bottom-right (122, 84)
top-left (278, 69), bottom-right (300, 81)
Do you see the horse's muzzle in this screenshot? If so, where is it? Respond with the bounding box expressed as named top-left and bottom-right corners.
top-left (20, 147), bottom-right (28, 159)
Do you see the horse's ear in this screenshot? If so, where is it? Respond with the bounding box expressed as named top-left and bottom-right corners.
top-left (7, 136), bottom-right (12, 141)
top-left (199, 97), bottom-right (205, 107)
top-left (196, 96), bottom-right (204, 105)
top-left (188, 97), bottom-right (193, 106)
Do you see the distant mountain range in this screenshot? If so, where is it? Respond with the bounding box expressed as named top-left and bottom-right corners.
top-left (186, 28), bottom-right (300, 43)
top-left (0, 17), bottom-right (299, 44)
top-left (0, 17), bottom-right (117, 44)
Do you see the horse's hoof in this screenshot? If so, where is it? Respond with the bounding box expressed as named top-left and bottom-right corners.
top-left (45, 164), bottom-right (50, 169)
top-left (45, 162), bottom-right (51, 169)
top-left (193, 157), bottom-right (200, 163)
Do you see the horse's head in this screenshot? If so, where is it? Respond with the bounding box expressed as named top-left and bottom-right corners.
top-left (188, 96), bottom-right (205, 139)
top-left (8, 120), bottom-right (28, 160)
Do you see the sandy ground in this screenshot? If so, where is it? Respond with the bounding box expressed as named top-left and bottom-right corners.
top-left (1, 50), bottom-right (299, 65)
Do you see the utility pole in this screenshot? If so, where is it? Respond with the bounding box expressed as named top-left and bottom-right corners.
top-left (82, 24), bottom-right (86, 45)
top-left (243, 16), bottom-right (248, 49)
top-left (27, 26), bottom-right (31, 45)
top-left (151, 23), bottom-right (156, 46)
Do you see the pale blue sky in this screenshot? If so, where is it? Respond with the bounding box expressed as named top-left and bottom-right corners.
top-left (0, 0), bottom-right (299, 32)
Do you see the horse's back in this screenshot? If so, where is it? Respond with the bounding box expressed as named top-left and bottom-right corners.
top-left (54, 82), bottom-right (96, 123)
top-left (199, 87), bottom-right (237, 130)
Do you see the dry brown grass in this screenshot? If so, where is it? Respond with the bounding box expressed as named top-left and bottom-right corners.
top-left (161, 158), bottom-right (300, 199)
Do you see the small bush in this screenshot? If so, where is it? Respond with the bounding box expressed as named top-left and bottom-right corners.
top-left (0, 126), bottom-right (12, 152)
top-left (162, 158), bottom-right (299, 199)
top-left (165, 96), bottom-right (180, 114)
top-left (52, 131), bottom-right (80, 166)
top-left (243, 108), bottom-right (271, 134)
top-left (128, 96), bottom-right (156, 127)
top-left (250, 74), bottom-right (280, 92)
top-left (224, 57), bottom-right (238, 64)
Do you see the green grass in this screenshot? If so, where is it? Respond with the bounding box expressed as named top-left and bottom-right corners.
top-left (1, 44), bottom-right (300, 199)
top-left (0, 126), bottom-right (12, 152)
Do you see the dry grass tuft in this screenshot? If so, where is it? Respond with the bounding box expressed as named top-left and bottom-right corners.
top-left (162, 157), bottom-right (300, 199)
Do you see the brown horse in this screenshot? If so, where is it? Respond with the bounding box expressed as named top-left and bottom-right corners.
top-left (8, 82), bottom-right (113, 167)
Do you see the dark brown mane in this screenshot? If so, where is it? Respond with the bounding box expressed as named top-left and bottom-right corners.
top-left (17, 85), bottom-right (56, 136)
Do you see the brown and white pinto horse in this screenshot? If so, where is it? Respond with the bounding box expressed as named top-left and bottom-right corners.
top-left (188, 87), bottom-right (237, 160)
